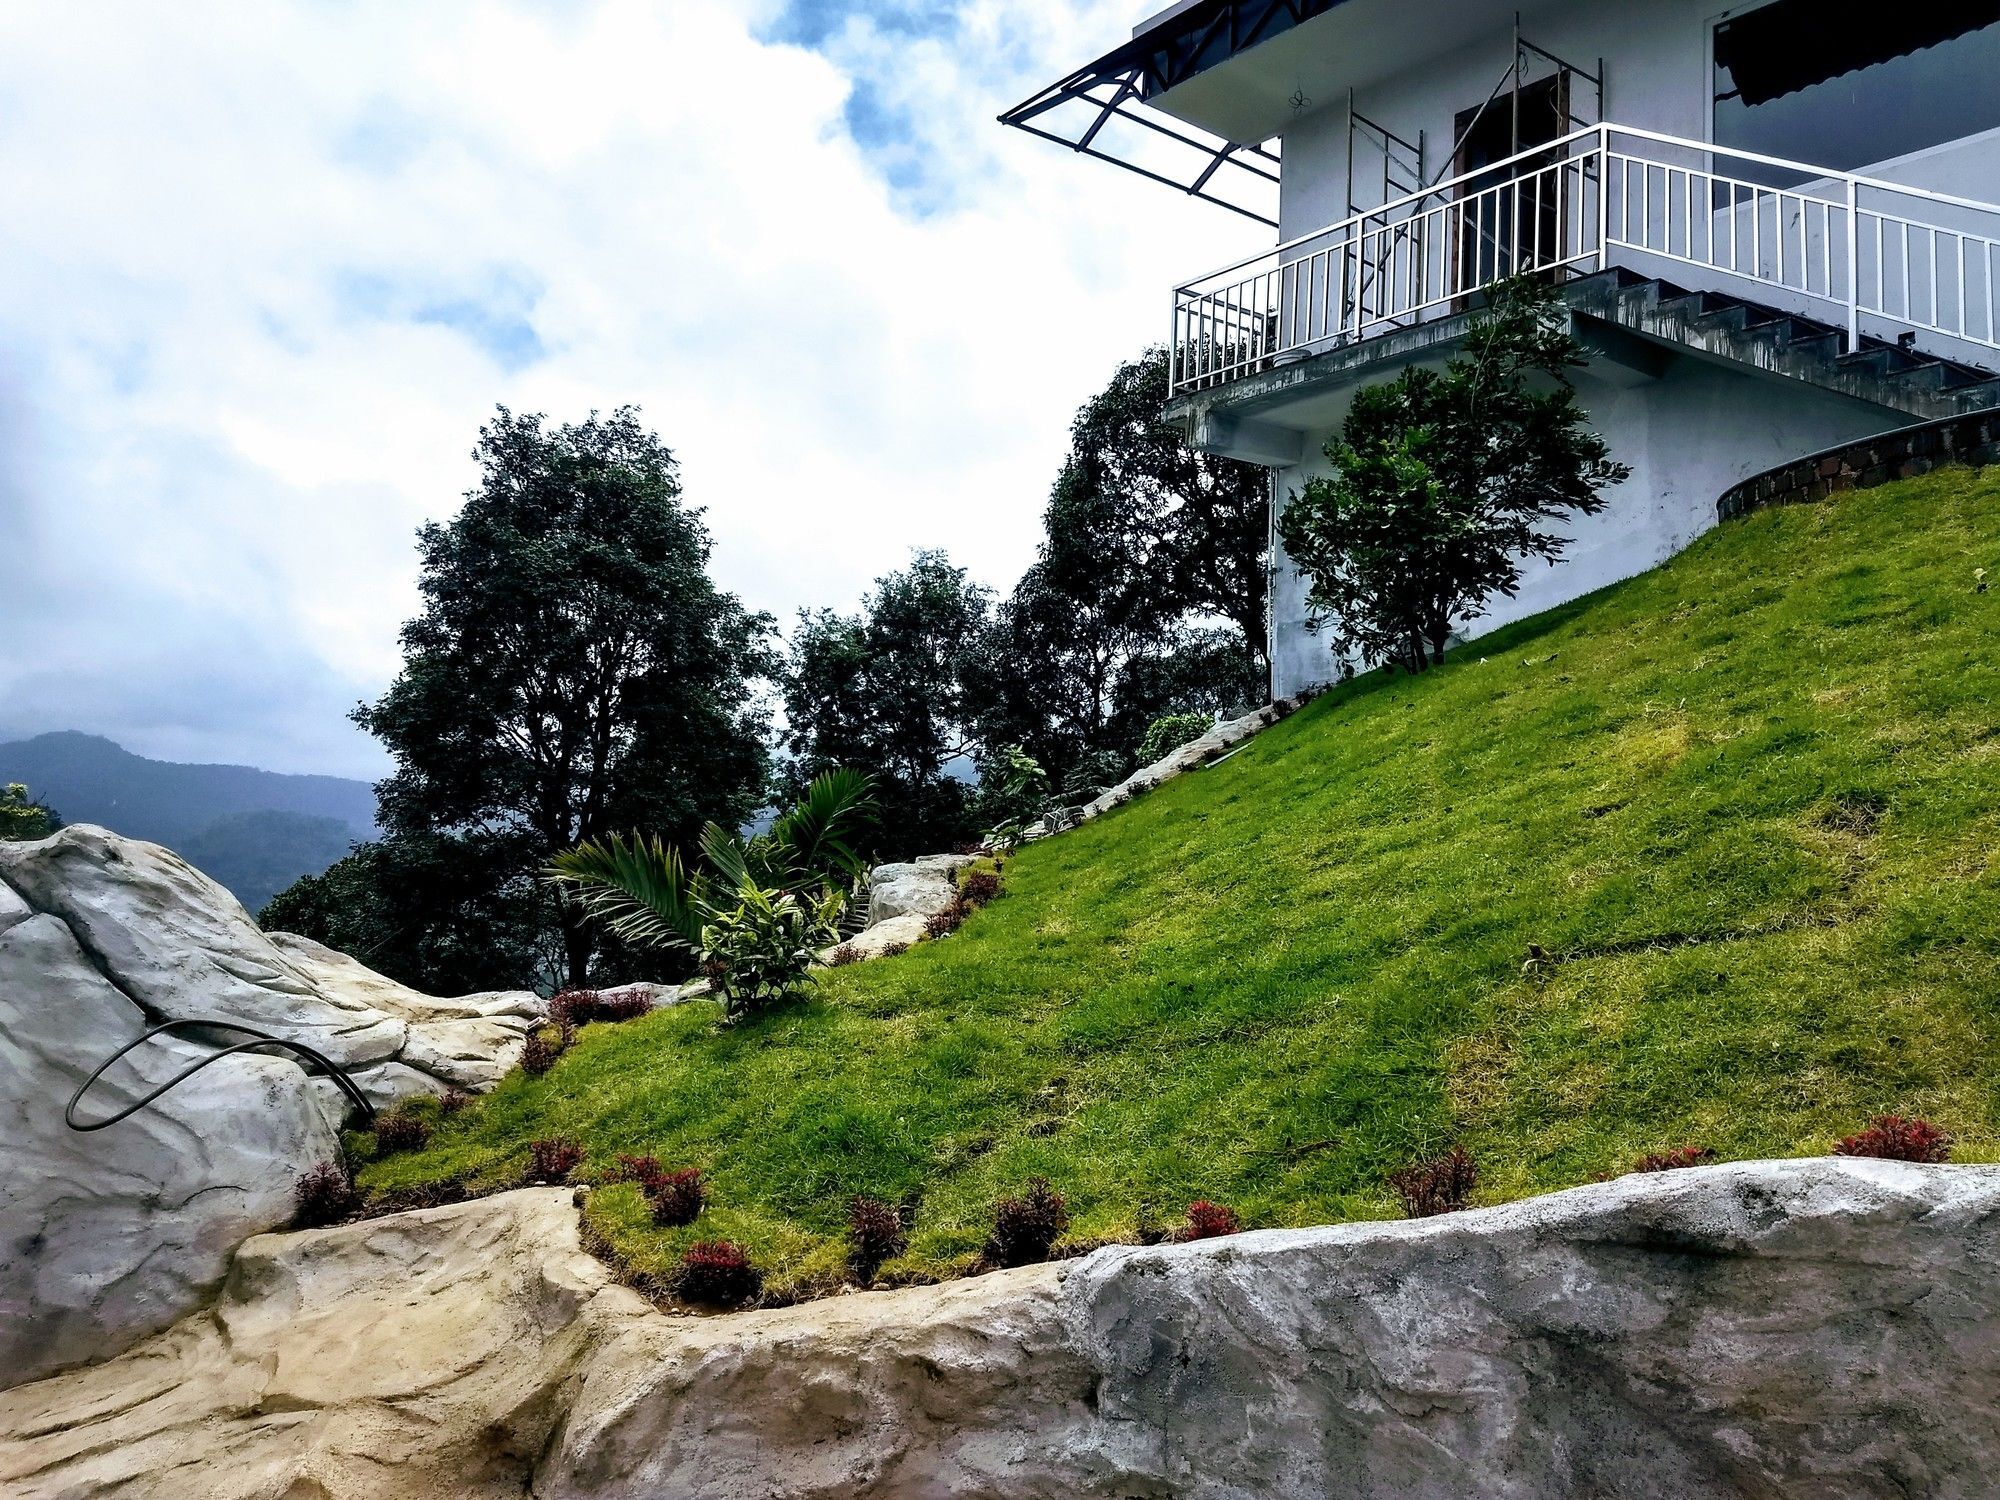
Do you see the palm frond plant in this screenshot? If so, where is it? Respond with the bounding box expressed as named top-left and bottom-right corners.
top-left (548, 771), bottom-right (876, 1021)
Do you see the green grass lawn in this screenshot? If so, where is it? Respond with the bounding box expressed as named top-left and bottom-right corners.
top-left (361, 467), bottom-right (2000, 1298)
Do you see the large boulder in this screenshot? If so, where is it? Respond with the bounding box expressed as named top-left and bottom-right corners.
top-left (0, 826), bottom-right (542, 1097)
top-left (8, 1159), bottom-right (2000, 1496)
top-left (865, 853), bottom-right (976, 926)
top-left (0, 911), bottom-right (339, 1388)
top-left (0, 1190), bottom-right (649, 1499)
top-left (0, 826), bottom-right (547, 1388)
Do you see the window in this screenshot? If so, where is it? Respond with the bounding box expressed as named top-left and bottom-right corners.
top-left (1713, 1), bottom-right (2000, 186)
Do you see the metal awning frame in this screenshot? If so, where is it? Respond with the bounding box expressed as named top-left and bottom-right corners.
top-left (1001, 62), bottom-right (1282, 228)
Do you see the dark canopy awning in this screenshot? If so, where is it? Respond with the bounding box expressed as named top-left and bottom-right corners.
top-left (1714, 0), bottom-right (2000, 107)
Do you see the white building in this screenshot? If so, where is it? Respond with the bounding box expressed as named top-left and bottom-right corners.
top-left (1007, 0), bottom-right (2000, 697)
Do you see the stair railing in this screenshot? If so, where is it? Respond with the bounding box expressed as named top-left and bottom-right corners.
top-left (1170, 123), bottom-right (2000, 397)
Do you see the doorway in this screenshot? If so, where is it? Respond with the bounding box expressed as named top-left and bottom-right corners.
top-left (1452, 73), bottom-right (1569, 302)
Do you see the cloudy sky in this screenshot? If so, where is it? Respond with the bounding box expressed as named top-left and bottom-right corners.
top-left (0, 0), bottom-right (1259, 778)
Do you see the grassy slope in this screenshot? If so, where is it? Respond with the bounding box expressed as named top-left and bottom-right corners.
top-left (364, 469), bottom-right (2000, 1296)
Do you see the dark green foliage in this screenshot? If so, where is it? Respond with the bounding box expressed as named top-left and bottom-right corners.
top-left (780, 551), bottom-right (991, 858)
top-left (970, 349), bottom-right (1268, 786)
top-left (1391, 1147), bottom-right (1478, 1218)
top-left (346, 406), bottom-right (772, 991)
top-left (846, 1195), bottom-right (907, 1282)
top-left (1137, 712), bottom-right (1213, 768)
top-left (1277, 278), bottom-right (1630, 672)
top-left (0, 782), bottom-right (57, 842)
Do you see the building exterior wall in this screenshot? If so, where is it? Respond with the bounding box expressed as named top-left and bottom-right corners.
top-left (1256, 0), bottom-right (2000, 699)
top-left (1267, 357), bottom-right (1905, 699)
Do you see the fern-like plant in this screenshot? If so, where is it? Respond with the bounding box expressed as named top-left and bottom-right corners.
top-left (548, 770), bottom-right (875, 1021)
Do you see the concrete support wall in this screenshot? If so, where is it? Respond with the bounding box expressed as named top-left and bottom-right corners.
top-left (1267, 357), bottom-right (1904, 698)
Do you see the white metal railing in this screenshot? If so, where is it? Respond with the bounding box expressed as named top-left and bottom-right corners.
top-left (1170, 122), bottom-right (2000, 396)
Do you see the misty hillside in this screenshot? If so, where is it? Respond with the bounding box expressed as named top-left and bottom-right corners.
top-left (0, 731), bottom-right (376, 912)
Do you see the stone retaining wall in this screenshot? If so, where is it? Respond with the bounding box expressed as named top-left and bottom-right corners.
top-left (1717, 409), bottom-right (2000, 521)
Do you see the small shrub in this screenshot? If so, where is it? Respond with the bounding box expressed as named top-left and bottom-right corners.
top-left (438, 1088), bottom-right (473, 1116)
top-left (372, 1103), bottom-right (432, 1155)
top-left (521, 1021), bottom-right (575, 1078)
top-left (647, 1167), bottom-right (707, 1228)
top-left (880, 940), bottom-right (910, 958)
top-left (983, 1178), bottom-right (1069, 1269)
top-left (824, 944), bottom-right (862, 967)
top-left (612, 1153), bottom-right (670, 1195)
top-left (958, 869), bottom-right (1002, 908)
top-left (1633, 1146), bottom-right (1716, 1174)
top-left (675, 1240), bottom-right (762, 1308)
top-left (551, 988), bottom-right (653, 1028)
top-left (1177, 1200), bottom-right (1242, 1241)
top-left (1835, 1114), bottom-right (1952, 1163)
top-left (294, 1161), bottom-right (359, 1227)
top-left (924, 899), bottom-right (970, 940)
top-left (527, 1136), bottom-right (585, 1184)
top-left (1391, 1146), bottom-right (1478, 1218)
top-left (847, 1195), bottom-right (908, 1282)
top-left (1138, 711), bottom-right (1213, 767)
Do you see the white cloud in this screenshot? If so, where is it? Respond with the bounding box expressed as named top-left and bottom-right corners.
top-left (0, 0), bottom-right (1262, 777)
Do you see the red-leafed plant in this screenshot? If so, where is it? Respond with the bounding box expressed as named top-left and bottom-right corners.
top-left (1633, 1146), bottom-right (1717, 1174)
top-left (675, 1240), bottom-right (762, 1308)
top-left (294, 1161), bottom-right (360, 1227)
top-left (611, 1153), bottom-right (669, 1195)
top-left (847, 1195), bottom-right (908, 1282)
top-left (438, 1088), bottom-right (473, 1116)
top-left (1835, 1115), bottom-right (1953, 1163)
top-left (1391, 1146), bottom-right (1479, 1218)
top-left (983, 1178), bottom-right (1069, 1268)
top-left (372, 1102), bottom-right (432, 1155)
top-left (1177, 1200), bottom-right (1242, 1241)
top-left (527, 1137), bottom-right (585, 1184)
top-left (925, 899), bottom-right (970, 940)
top-left (647, 1167), bottom-right (707, 1228)
top-left (958, 869), bottom-right (1002, 908)
top-left (550, 988), bottom-right (653, 1028)
top-left (824, 944), bottom-right (862, 967)
top-left (521, 1021), bottom-right (576, 1078)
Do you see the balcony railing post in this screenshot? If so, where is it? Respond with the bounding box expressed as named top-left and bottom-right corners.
top-left (1845, 176), bottom-right (1860, 352)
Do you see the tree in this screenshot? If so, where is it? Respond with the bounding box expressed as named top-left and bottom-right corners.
top-left (0, 782), bottom-right (57, 842)
top-left (1275, 278), bottom-right (1630, 672)
top-left (342, 407), bottom-right (773, 992)
top-left (1055, 348), bottom-right (1271, 676)
top-left (780, 551), bottom-right (990, 858)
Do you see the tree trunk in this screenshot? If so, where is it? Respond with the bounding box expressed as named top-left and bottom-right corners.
top-left (559, 899), bottom-right (594, 991)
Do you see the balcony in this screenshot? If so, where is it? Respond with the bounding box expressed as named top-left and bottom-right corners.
top-left (1170, 123), bottom-right (2000, 404)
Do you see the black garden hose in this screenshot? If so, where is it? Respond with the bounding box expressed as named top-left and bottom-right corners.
top-left (66, 1015), bottom-right (377, 1132)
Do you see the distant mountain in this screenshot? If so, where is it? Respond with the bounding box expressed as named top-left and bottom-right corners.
top-left (0, 731), bottom-right (377, 913)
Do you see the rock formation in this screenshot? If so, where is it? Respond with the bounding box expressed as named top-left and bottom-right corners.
top-left (865, 853), bottom-right (978, 926)
top-left (0, 826), bottom-right (544, 1387)
top-left (7, 1159), bottom-right (1999, 1497)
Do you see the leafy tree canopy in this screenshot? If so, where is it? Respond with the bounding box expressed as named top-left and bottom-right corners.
top-left (298, 406), bottom-right (773, 993)
top-left (1276, 278), bottom-right (1631, 672)
top-left (0, 782), bottom-right (58, 842)
top-left (780, 550), bottom-right (990, 858)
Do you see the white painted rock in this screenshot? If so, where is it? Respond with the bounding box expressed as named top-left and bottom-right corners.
top-left (0, 1190), bottom-right (650, 1499)
top-left (8, 1161), bottom-right (2000, 1497)
top-left (865, 853), bottom-right (975, 926)
top-left (0, 911), bottom-right (339, 1389)
top-left (0, 827), bottom-right (541, 1099)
